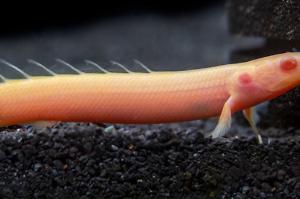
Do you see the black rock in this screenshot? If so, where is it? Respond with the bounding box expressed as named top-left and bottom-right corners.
top-left (228, 0), bottom-right (300, 40)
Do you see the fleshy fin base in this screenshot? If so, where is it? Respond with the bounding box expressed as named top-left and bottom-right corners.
top-left (210, 98), bottom-right (233, 139)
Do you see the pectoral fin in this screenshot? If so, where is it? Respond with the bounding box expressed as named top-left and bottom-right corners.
top-left (210, 97), bottom-right (233, 139)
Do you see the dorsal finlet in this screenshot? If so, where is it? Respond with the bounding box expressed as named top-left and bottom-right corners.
top-left (0, 74), bottom-right (7, 82)
top-left (0, 59), bottom-right (31, 79)
top-left (27, 59), bottom-right (57, 76)
top-left (85, 60), bottom-right (110, 73)
top-left (55, 59), bottom-right (84, 74)
top-left (110, 61), bottom-right (133, 73)
top-left (134, 59), bottom-right (153, 73)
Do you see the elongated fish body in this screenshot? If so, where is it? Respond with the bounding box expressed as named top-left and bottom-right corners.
top-left (0, 66), bottom-right (234, 125)
top-left (0, 52), bottom-right (300, 144)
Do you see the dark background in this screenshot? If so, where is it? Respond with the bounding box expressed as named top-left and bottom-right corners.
top-left (0, 1), bottom-right (225, 33)
top-left (0, 0), bottom-right (263, 78)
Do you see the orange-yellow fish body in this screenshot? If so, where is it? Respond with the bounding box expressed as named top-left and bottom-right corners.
top-left (0, 52), bottom-right (299, 143)
top-left (0, 68), bottom-right (232, 125)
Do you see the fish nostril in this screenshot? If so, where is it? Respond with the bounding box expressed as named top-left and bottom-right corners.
top-left (280, 57), bottom-right (298, 72)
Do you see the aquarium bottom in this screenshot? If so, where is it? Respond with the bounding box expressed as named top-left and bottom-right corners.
top-left (0, 122), bottom-right (299, 198)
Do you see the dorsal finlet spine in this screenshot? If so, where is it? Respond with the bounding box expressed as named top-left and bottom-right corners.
top-left (56, 59), bottom-right (84, 74)
top-left (0, 59), bottom-right (31, 79)
top-left (0, 74), bottom-right (7, 82)
top-left (134, 59), bottom-right (153, 73)
top-left (27, 59), bottom-right (57, 76)
top-left (110, 61), bottom-right (133, 73)
top-left (85, 60), bottom-right (110, 73)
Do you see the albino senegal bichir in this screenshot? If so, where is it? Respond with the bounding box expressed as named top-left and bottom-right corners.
top-left (0, 52), bottom-right (299, 144)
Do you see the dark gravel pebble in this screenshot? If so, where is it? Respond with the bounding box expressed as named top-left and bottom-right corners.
top-left (0, 123), bottom-right (299, 199)
top-left (0, 149), bottom-right (5, 161)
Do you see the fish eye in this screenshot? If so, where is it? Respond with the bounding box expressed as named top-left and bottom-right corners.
top-left (280, 57), bottom-right (298, 72)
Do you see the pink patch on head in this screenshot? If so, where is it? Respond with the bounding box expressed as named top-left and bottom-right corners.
top-left (239, 73), bottom-right (252, 85)
top-left (280, 57), bottom-right (297, 72)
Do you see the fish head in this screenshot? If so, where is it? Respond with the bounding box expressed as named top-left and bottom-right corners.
top-left (227, 52), bottom-right (300, 110)
top-left (253, 52), bottom-right (300, 95)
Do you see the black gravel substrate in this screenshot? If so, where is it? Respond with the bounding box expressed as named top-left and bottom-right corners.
top-left (0, 123), bottom-right (300, 199)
